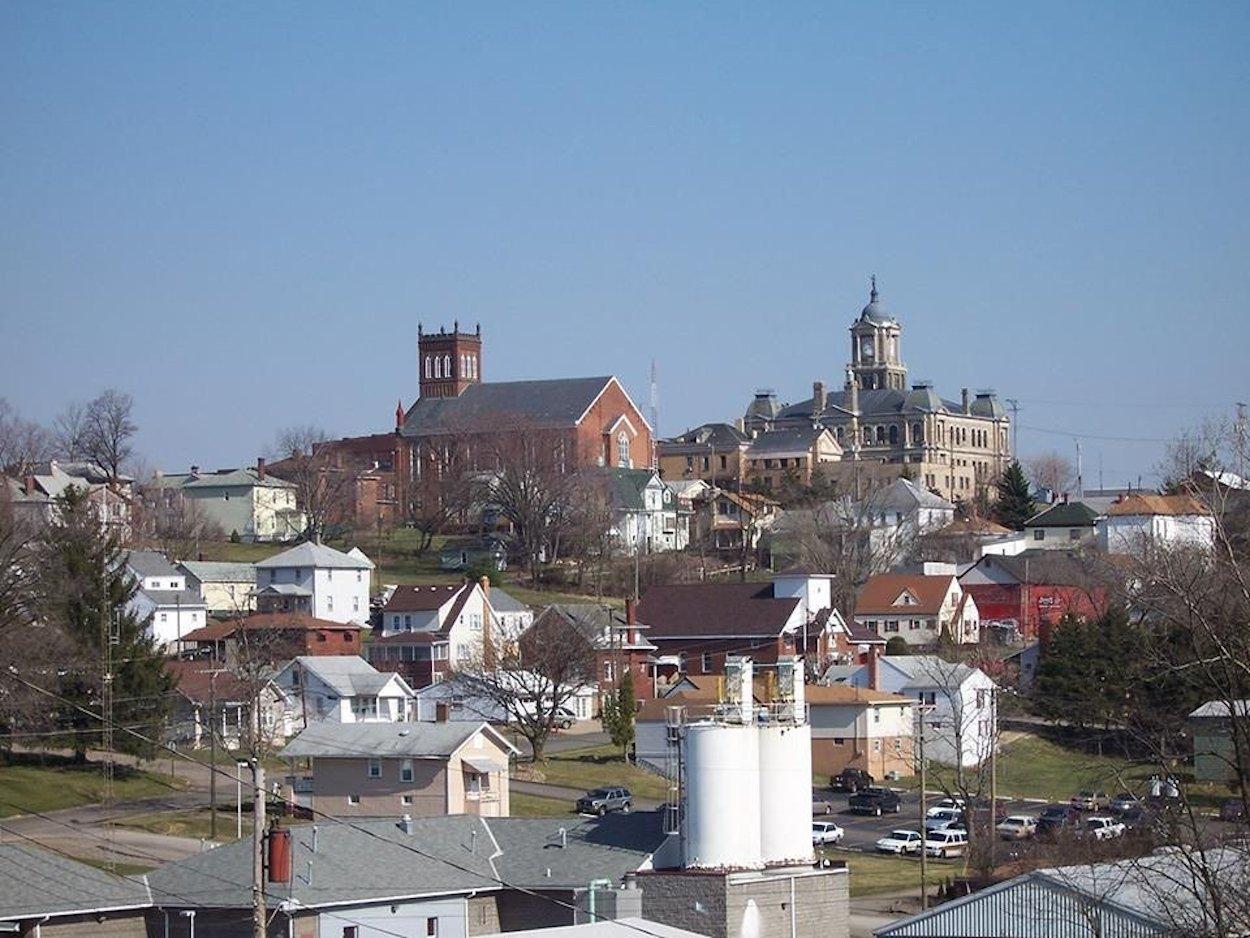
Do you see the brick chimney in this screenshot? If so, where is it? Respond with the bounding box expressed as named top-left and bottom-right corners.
top-left (23, 474), bottom-right (36, 496)
top-left (256, 457), bottom-right (266, 481)
top-left (479, 575), bottom-right (490, 598)
top-left (625, 598), bottom-right (637, 625)
top-left (961, 388), bottom-right (971, 414)
top-left (812, 381), bottom-right (827, 414)
top-left (866, 643), bottom-right (880, 691)
top-left (395, 399), bottom-right (405, 433)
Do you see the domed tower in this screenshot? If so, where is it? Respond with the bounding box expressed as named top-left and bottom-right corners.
top-left (847, 277), bottom-right (907, 391)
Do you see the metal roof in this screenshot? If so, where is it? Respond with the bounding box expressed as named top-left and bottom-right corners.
top-left (176, 560), bottom-right (257, 583)
top-left (280, 720), bottom-right (505, 759)
top-left (126, 549), bottom-right (180, 579)
top-left (402, 376), bottom-right (617, 436)
top-left (256, 542), bottom-right (374, 570)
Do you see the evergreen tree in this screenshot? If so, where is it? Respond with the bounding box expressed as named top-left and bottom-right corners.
top-left (599, 668), bottom-right (637, 760)
top-left (992, 461), bottom-right (1036, 530)
top-left (37, 488), bottom-right (172, 760)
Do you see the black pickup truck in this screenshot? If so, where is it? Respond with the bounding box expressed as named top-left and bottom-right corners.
top-left (848, 787), bottom-right (902, 816)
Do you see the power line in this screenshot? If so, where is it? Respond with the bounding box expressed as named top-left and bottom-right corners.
top-left (1019, 424), bottom-right (1171, 444)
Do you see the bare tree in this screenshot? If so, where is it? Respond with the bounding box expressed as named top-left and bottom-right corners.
top-left (404, 436), bottom-right (481, 554)
top-left (0, 400), bottom-right (55, 476)
top-left (269, 425), bottom-right (354, 543)
top-left (1024, 450), bottom-right (1076, 495)
top-left (554, 471), bottom-right (617, 595)
top-left (80, 390), bottom-right (137, 480)
top-left (455, 605), bottom-right (598, 763)
top-left (133, 472), bottom-right (224, 559)
top-left (52, 401), bottom-right (91, 462)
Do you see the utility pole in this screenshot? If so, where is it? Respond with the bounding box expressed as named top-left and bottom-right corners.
top-left (1075, 440), bottom-right (1084, 500)
top-left (209, 670), bottom-right (218, 840)
top-left (251, 759), bottom-right (266, 938)
top-left (918, 724), bottom-right (928, 910)
top-left (1006, 399), bottom-right (1020, 459)
top-left (1236, 402), bottom-right (1247, 480)
top-left (100, 599), bottom-right (116, 871)
top-left (988, 689), bottom-right (998, 873)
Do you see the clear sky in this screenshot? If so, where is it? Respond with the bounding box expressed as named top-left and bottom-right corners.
top-left (3, 2), bottom-right (1247, 487)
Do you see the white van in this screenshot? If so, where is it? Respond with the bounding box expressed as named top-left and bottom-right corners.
top-left (924, 828), bottom-right (968, 858)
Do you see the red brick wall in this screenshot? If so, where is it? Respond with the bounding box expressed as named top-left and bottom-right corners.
top-left (575, 379), bottom-right (653, 469)
top-left (963, 582), bottom-right (1105, 640)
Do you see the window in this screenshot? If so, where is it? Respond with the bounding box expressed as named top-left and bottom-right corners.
top-left (719, 455), bottom-right (727, 470)
top-left (1069, 528), bottom-right (1083, 540)
top-left (1033, 529), bottom-right (1044, 541)
top-left (357, 570), bottom-right (363, 582)
top-left (402, 794), bottom-right (414, 805)
top-left (833, 737), bottom-right (845, 745)
top-left (434, 357), bottom-right (442, 378)
top-left (456, 643), bottom-right (469, 661)
top-left (700, 652), bottom-right (712, 673)
top-left (976, 689), bottom-right (989, 708)
top-left (353, 597), bottom-right (360, 612)
top-left (603, 660), bottom-right (614, 682)
top-left (327, 595), bottom-right (334, 611)
top-left (909, 619), bottom-right (921, 630)
top-left (367, 758), bottom-right (381, 778)
top-left (401, 759), bottom-right (414, 783)
top-left (885, 621), bottom-right (899, 633)
top-left (159, 613), bottom-right (167, 622)
top-left (685, 456), bottom-right (694, 470)
top-left (873, 708), bottom-right (880, 723)
top-left (617, 431), bottom-right (631, 468)
top-left (348, 795), bottom-right (361, 805)
top-left (344, 927), bottom-right (359, 938)
top-left (443, 354), bottom-right (451, 377)
top-left (470, 613), bottom-right (482, 631)
top-left (424, 356), bottom-right (432, 379)
top-left (889, 425), bottom-right (899, 445)
top-left (427, 918), bottom-right (438, 938)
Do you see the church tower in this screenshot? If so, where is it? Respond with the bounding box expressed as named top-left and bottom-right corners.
top-left (418, 321), bottom-right (483, 399)
top-left (846, 277), bottom-right (907, 391)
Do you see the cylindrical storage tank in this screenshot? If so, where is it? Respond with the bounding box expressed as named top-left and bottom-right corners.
top-left (758, 723), bottom-right (814, 866)
top-left (267, 827), bottom-right (292, 883)
top-left (682, 723), bottom-right (762, 869)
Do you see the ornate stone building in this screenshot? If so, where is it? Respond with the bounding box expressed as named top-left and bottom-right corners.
top-left (744, 279), bottom-right (1011, 503)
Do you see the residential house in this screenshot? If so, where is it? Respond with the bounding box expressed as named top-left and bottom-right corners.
top-left (1188, 699), bottom-right (1250, 783)
top-left (637, 570), bottom-right (845, 680)
top-left (657, 422), bottom-right (750, 486)
top-left (254, 541), bottom-right (374, 624)
top-left (958, 549), bottom-right (1105, 642)
top-left (411, 671), bottom-right (599, 723)
top-left (488, 587), bottom-right (534, 644)
top-left (273, 655), bottom-right (417, 724)
top-left (1097, 492), bottom-right (1216, 554)
top-left (696, 488), bottom-right (779, 552)
top-left (4, 460), bottom-right (132, 535)
top-left (176, 560), bottom-right (256, 615)
top-left (441, 536), bottom-right (509, 573)
top-left (146, 812), bottom-right (673, 938)
top-left (875, 849), bottom-right (1249, 938)
top-left (272, 429), bottom-right (408, 530)
top-left (125, 549), bottom-right (208, 650)
top-left (166, 658), bottom-right (293, 749)
top-left (922, 516), bottom-right (1015, 563)
top-left (281, 720), bottom-right (517, 818)
top-left (861, 477), bottom-right (955, 536)
top-left (1023, 498), bottom-right (1099, 549)
top-left (606, 467), bottom-right (685, 553)
top-left (836, 655), bottom-right (998, 767)
top-left (0, 843), bottom-right (151, 936)
top-left (180, 612), bottom-right (365, 663)
top-left (401, 324), bottom-right (653, 473)
top-left (742, 425), bottom-right (842, 492)
top-left (853, 572), bottom-right (980, 648)
top-left (367, 580), bottom-right (494, 688)
top-left (151, 460), bottom-right (305, 542)
top-left (535, 601), bottom-right (658, 708)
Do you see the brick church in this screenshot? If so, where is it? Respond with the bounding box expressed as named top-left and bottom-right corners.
top-left (307, 324), bottom-right (652, 529)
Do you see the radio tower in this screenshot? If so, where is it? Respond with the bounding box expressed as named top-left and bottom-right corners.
top-left (100, 600), bottom-right (117, 869)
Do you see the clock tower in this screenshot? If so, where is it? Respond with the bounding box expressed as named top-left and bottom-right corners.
top-left (846, 277), bottom-right (907, 391)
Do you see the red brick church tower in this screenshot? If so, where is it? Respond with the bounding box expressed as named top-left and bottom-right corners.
top-left (418, 321), bottom-right (483, 399)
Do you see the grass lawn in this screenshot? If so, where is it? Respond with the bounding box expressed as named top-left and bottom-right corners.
top-left (0, 759), bottom-right (184, 818)
top-left (510, 792), bottom-right (579, 818)
top-left (117, 805), bottom-right (253, 842)
top-left (525, 745), bottom-right (669, 802)
top-left (77, 857), bottom-right (157, 877)
top-left (818, 847), bottom-right (957, 897)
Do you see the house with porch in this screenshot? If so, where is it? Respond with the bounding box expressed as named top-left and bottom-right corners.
top-left (254, 541), bottom-right (373, 624)
top-left (281, 720), bottom-right (517, 818)
top-left (166, 658), bottom-right (293, 749)
top-left (367, 580), bottom-right (493, 688)
top-left (272, 655), bottom-right (417, 724)
top-left (125, 549), bottom-right (208, 650)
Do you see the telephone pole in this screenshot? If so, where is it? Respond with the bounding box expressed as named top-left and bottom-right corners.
top-left (209, 670), bottom-right (219, 839)
top-left (100, 599), bottom-right (116, 870)
top-left (1005, 399), bottom-right (1020, 458)
top-left (252, 758), bottom-right (267, 938)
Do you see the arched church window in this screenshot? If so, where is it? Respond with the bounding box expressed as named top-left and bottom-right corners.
top-left (434, 357), bottom-right (442, 378)
top-left (876, 426), bottom-right (886, 444)
top-left (862, 426), bottom-right (872, 445)
top-left (912, 423), bottom-right (924, 444)
top-left (443, 355), bottom-right (452, 377)
top-left (424, 356), bottom-right (432, 379)
top-left (889, 425), bottom-right (899, 445)
top-left (617, 431), bottom-right (631, 468)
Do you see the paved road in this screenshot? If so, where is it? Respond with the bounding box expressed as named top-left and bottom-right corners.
top-left (512, 779), bottom-right (663, 811)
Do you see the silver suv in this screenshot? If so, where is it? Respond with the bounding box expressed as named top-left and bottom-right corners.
top-left (576, 787), bottom-right (632, 816)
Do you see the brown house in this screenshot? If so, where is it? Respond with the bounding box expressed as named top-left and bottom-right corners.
top-left (282, 720), bottom-right (518, 818)
top-left (181, 612), bottom-right (365, 664)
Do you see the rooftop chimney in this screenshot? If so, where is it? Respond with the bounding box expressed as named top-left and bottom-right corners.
top-left (256, 457), bottom-right (266, 481)
top-left (190, 465), bottom-right (200, 475)
top-left (23, 475), bottom-right (36, 496)
top-left (479, 575), bottom-right (490, 598)
top-left (813, 381), bottom-right (827, 414)
top-left (961, 388), bottom-right (971, 414)
top-left (625, 598), bottom-right (637, 625)
top-left (866, 644), bottom-right (881, 691)
top-left (400, 814), bottom-right (415, 835)
top-left (266, 827), bottom-right (291, 883)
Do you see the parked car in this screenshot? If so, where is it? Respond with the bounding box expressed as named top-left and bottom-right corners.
top-left (1082, 816), bottom-right (1126, 840)
top-left (1070, 790), bottom-right (1108, 811)
top-left (575, 787), bottom-right (632, 816)
top-left (1036, 803), bottom-right (1080, 838)
top-left (1117, 804), bottom-right (1152, 830)
top-left (811, 821), bottom-right (845, 845)
top-left (933, 796), bottom-right (966, 811)
top-left (923, 828), bottom-right (968, 858)
top-left (848, 787), bottom-right (901, 816)
top-left (995, 815), bottom-right (1038, 840)
top-left (812, 795), bottom-right (838, 816)
top-left (831, 768), bottom-right (874, 793)
top-left (551, 706), bottom-right (577, 730)
top-left (923, 807), bottom-right (964, 832)
top-left (1109, 791), bottom-right (1141, 814)
top-left (1219, 799), bottom-right (1246, 823)
top-left (875, 830), bottom-right (924, 855)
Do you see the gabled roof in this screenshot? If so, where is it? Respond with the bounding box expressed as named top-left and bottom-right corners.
top-left (281, 720), bottom-right (514, 759)
top-left (402, 376), bottom-right (626, 436)
top-left (863, 478), bottom-right (954, 514)
top-left (636, 583), bottom-right (800, 639)
top-left (0, 843), bottom-right (151, 921)
top-left (1188, 699), bottom-right (1250, 719)
top-left (1026, 500), bottom-right (1099, 528)
top-left (384, 583), bottom-right (466, 613)
top-left (804, 684), bottom-right (912, 706)
top-left (176, 560), bottom-right (256, 584)
top-left (658, 422), bottom-right (750, 453)
top-left (931, 517), bottom-right (1012, 537)
top-left (139, 588), bottom-right (206, 607)
top-left (541, 604), bottom-right (656, 651)
top-left (854, 574), bottom-right (954, 617)
top-left (880, 655), bottom-right (984, 690)
top-left (126, 549), bottom-right (180, 579)
top-left (745, 426), bottom-right (836, 457)
top-left (282, 655), bottom-right (411, 698)
top-left (256, 542), bottom-right (374, 570)
top-left (606, 468), bottom-right (662, 511)
top-left (166, 659), bottom-right (281, 705)
top-left (964, 549), bottom-right (1097, 588)
top-left (487, 588), bottom-right (530, 614)
top-left (181, 466), bottom-right (296, 490)
top-left (1106, 492), bottom-right (1212, 517)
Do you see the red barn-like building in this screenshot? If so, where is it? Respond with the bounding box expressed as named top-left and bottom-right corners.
top-left (958, 550), bottom-right (1106, 641)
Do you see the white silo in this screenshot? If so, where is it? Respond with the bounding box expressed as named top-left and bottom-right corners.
top-left (758, 721), bottom-right (814, 866)
top-left (682, 721), bottom-right (763, 869)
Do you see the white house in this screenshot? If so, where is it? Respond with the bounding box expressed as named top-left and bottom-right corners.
top-left (1023, 499), bottom-right (1099, 549)
top-left (1097, 492), bottom-right (1215, 555)
top-left (607, 467), bottom-right (686, 553)
top-left (254, 542), bottom-right (374, 625)
top-left (125, 550), bottom-right (208, 650)
top-left (152, 461), bottom-right (305, 543)
top-left (273, 656), bottom-right (417, 724)
top-left (862, 477), bottom-right (956, 535)
top-left (486, 587), bottom-right (533, 644)
top-left (839, 655), bottom-right (998, 768)
top-left (176, 560), bottom-right (257, 616)
top-left (853, 572), bottom-right (980, 647)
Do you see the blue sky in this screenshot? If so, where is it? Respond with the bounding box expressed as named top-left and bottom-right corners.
top-left (3, 2), bottom-right (1247, 487)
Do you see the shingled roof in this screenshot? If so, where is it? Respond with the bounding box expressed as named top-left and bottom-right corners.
top-left (1026, 500), bottom-right (1099, 528)
top-left (402, 377), bottom-right (625, 436)
top-left (636, 583), bottom-right (800, 638)
top-left (854, 573), bottom-right (955, 617)
top-left (0, 843), bottom-right (151, 922)
top-left (1106, 493), bottom-right (1212, 517)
